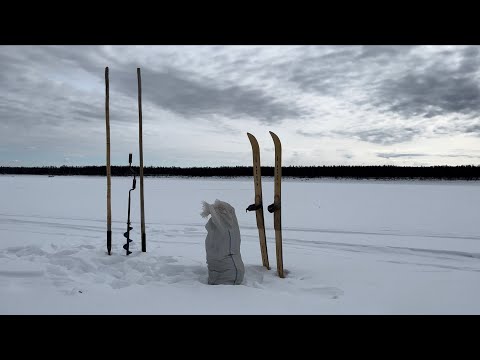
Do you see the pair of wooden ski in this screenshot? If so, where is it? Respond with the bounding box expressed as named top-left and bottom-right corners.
top-left (247, 132), bottom-right (284, 278)
top-left (105, 67), bottom-right (146, 255)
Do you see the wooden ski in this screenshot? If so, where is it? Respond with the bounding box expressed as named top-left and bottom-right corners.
top-left (268, 131), bottom-right (284, 278)
top-left (246, 133), bottom-right (270, 269)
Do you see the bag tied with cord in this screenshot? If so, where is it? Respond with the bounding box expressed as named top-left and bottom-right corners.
top-left (201, 199), bottom-right (245, 285)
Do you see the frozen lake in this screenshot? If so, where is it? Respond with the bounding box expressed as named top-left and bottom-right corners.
top-left (1, 175), bottom-right (480, 314)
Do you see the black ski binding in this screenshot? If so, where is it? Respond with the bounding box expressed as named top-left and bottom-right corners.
top-left (246, 203), bottom-right (262, 212)
top-left (267, 203), bottom-right (280, 213)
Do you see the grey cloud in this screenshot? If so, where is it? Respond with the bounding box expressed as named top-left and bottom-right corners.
top-left (377, 152), bottom-right (480, 159)
top-left (0, 84), bottom-right (105, 129)
top-left (0, 53), bottom-right (23, 84)
top-left (432, 126), bottom-right (452, 135)
top-left (286, 46), bottom-right (413, 95)
top-left (287, 47), bottom-right (362, 95)
top-left (3, 45), bottom-right (480, 167)
top-left (458, 46), bottom-right (480, 73)
top-left (297, 126), bottom-right (421, 146)
top-left (464, 124), bottom-right (480, 134)
top-left (0, 46), bottom-right (103, 81)
top-left (357, 45), bottom-right (415, 59)
top-left (50, 46), bottom-right (306, 123)
top-left (285, 46), bottom-right (480, 130)
top-left (72, 108), bottom-right (104, 122)
top-left (378, 72), bottom-right (480, 117)
top-left (0, 46), bottom-right (109, 130)
top-left (110, 65), bottom-right (303, 123)
top-left (0, 46), bottom-right (305, 133)
top-left (377, 153), bottom-right (426, 159)
top-left (373, 46), bottom-right (480, 118)
top-left (432, 119), bottom-right (480, 136)
top-left (5, 45), bottom-right (480, 128)
top-left (296, 129), bottom-right (327, 137)
top-left (297, 126), bottom-right (421, 145)
top-left (336, 127), bottom-right (421, 145)
top-left (34, 45), bottom-right (108, 75)
top-left (443, 154), bottom-right (480, 158)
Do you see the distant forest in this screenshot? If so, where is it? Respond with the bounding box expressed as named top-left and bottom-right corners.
top-left (1, 165), bottom-right (480, 179)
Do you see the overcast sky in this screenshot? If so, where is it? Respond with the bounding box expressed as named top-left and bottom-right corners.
top-left (1, 45), bottom-right (480, 167)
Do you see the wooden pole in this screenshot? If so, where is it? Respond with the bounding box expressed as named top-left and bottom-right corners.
top-left (105, 67), bottom-right (112, 255)
top-left (137, 67), bottom-right (146, 252)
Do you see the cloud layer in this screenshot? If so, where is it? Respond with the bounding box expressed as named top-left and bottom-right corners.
top-left (1, 45), bottom-right (479, 166)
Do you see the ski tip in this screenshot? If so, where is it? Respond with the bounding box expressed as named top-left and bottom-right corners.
top-left (246, 132), bottom-right (258, 146)
top-left (269, 131), bottom-right (281, 146)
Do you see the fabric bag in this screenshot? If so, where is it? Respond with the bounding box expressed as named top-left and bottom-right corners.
top-left (201, 199), bottom-right (245, 285)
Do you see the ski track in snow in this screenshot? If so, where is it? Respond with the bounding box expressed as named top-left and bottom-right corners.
top-left (2, 213), bottom-right (480, 261)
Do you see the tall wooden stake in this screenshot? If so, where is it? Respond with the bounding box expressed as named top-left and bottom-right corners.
top-left (137, 67), bottom-right (146, 252)
top-left (105, 67), bottom-right (112, 255)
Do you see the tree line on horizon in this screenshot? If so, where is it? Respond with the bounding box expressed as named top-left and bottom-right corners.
top-left (1, 165), bottom-right (480, 179)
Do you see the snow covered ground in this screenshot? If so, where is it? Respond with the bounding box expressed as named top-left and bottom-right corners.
top-left (1, 174), bottom-right (479, 314)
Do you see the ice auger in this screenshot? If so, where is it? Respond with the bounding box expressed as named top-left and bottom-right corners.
top-left (123, 153), bottom-right (136, 256)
